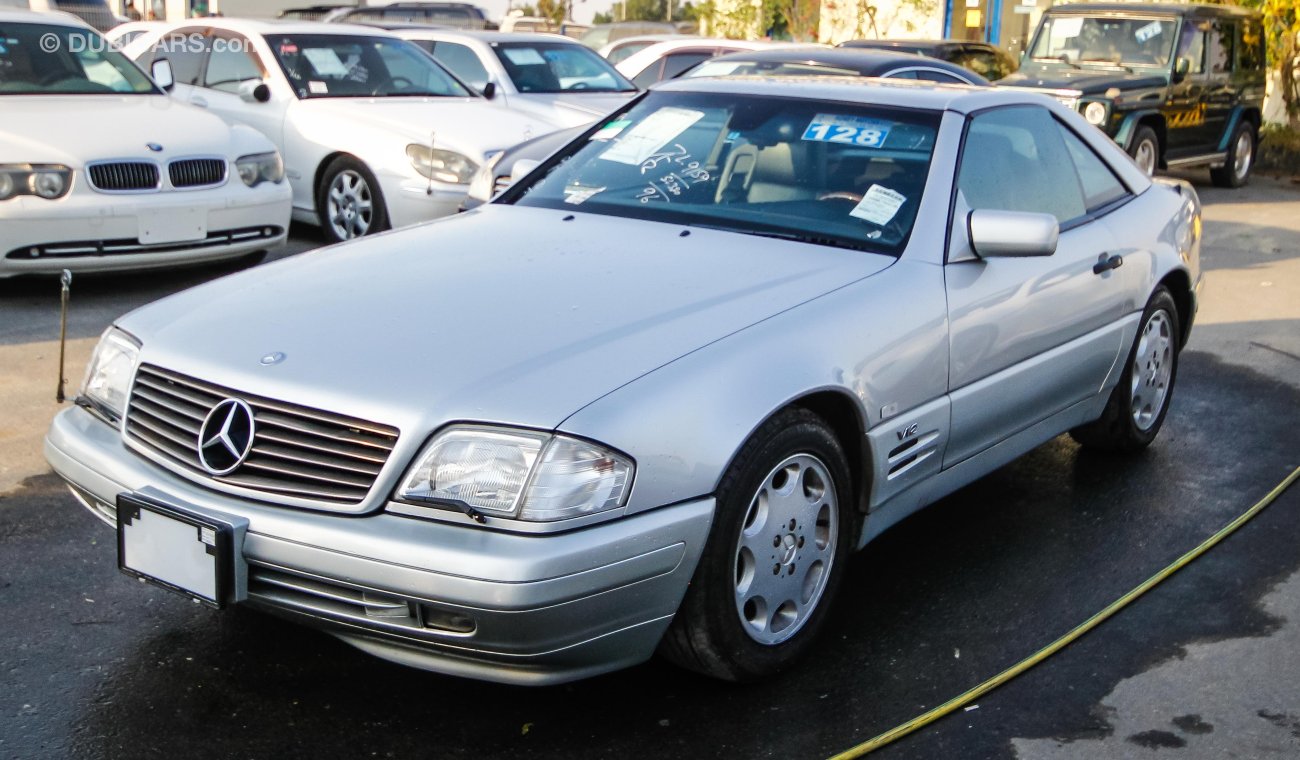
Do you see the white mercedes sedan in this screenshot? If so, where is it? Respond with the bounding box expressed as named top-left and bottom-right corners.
top-left (47, 77), bottom-right (1202, 686)
top-left (124, 20), bottom-right (553, 243)
top-left (0, 11), bottom-right (291, 278)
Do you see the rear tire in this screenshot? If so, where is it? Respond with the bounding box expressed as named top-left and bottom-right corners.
top-left (660, 408), bottom-right (853, 681)
top-left (1210, 121), bottom-right (1255, 188)
top-left (1128, 126), bottom-right (1159, 177)
top-left (1071, 287), bottom-right (1180, 452)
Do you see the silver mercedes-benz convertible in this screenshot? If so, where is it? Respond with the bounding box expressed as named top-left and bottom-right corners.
top-left (46, 76), bottom-right (1202, 685)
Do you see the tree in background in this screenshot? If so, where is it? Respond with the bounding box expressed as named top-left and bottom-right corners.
top-left (537, 0), bottom-right (570, 25)
top-left (602, 0), bottom-right (695, 22)
top-left (1213, 0), bottom-right (1299, 127)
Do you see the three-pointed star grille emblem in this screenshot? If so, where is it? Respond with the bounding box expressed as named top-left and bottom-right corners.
top-left (197, 398), bottom-right (255, 476)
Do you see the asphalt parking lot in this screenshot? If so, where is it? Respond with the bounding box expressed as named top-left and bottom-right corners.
top-left (2, 176), bottom-right (1298, 760)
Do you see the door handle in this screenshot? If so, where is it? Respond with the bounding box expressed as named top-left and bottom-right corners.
top-left (1093, 253), bottom-right (1123, 275)
top-left (190, 96), bottom-right (208, 108)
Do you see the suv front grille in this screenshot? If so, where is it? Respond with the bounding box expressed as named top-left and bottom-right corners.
top-left (87, 161), bottom-right (160, 192)
top-left (125, 365), bottom-right (399, 506)
top-left (169, 158), bottom-right (227, 189)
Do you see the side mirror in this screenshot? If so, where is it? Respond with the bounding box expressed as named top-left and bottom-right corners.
top-left (150, 58), bottom-right (174, 91)
top-left (238, 80), bottom-right (272, 103)
top-left (967, 209), bottom-right (1059, 258)
top-left (481, 81), bottom-right (497, 99)
top-left (1172, 57), bottom-right (1191, 83)
top-left (510, 158), bottom-right (541, 183)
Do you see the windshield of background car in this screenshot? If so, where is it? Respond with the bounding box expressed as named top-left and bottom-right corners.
top-left (686, 59), bottom-right (861, 78)
top-left (1030, 15), bottom-right (1178, 67)
top-left (0, 23), bottom-right (157, 95)
top-left (507, 91), bottom-right (940, 256)
top-left (267, 34), bottom-right (472, 98)
top-left (492, 41), bottom-right (636, 93)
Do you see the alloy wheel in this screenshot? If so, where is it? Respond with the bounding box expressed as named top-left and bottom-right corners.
top-left (1130, 309), bottom-right (1174, 431)
top-left (327, 170), bottom-right (374, 240)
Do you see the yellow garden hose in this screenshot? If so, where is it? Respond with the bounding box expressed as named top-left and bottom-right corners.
top-left (829, 464), bottom-right (1300, 760)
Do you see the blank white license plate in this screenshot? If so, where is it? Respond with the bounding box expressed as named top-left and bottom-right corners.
top-left (117, 495), bottom-right (232, 608)
top-left (138, 207), bottom-right (207, 245)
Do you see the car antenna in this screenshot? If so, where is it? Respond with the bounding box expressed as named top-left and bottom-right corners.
top-left (426, 130), bottom-right (436, 196)
top-left (55, 269), bottom-right (72, 404)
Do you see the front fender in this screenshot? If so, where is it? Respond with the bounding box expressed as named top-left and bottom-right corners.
top-left (1114, 108), bottom-right (1165, 153)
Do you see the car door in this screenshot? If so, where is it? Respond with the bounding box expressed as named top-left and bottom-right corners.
top-left (1167, 18), bottom-right (1213, 156)
top-left (943, 105), bottom-right (1135, 466)
top-left (1201, 19), bottom-right (1238, 150)
top-left (193, 31), bottom-right (284, 150)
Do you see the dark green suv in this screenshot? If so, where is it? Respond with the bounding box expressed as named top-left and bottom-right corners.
top-left (1001, 2), bottom-right (1265, 187)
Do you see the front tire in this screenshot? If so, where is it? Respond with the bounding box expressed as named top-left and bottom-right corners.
top-left (1210, 121), bottom-right (1255, 188)
top-left (1128, 125), bottom-right (1159, 177)
top-left (1071, 287), bottom-right (1181, 452)
top-left (660, 408), bottom-right (853, 681)
top-left (317, 156), bottom-right (389, 244)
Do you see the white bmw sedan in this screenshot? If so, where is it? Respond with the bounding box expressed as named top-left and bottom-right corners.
top-left (0, 11), bottom-right (291, 279)
top-left (124, 20), bottom-right (553, 243)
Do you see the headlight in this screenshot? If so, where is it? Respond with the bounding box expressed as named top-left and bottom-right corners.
top-left (397, 425), bottom-right (634, 523)
top-left (0, 164), bottom-right (73, 201)
top-left (1082, 101), bottom-right (1108, 126)
top-left (406, 144), bottom-right (477, 184)
top-left (465, 150), bottom-right (505, 204)
top-left (79, 327), bottom-right (141, 422)
top-left (235, 152), bottom-right (284, 187)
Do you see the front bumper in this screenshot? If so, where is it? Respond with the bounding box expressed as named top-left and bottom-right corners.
top-left (380, 173), bottom-right (469, 230)
top-left (45, 406), bottom-right (712, 685)
top-left (0, 181), bottom-right (291, 278)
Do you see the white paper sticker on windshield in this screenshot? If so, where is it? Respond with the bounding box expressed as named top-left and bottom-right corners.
top-left (303, 48), bottom-right (349, 77)
top-left (563, 185), bottom-right (605, 205)
top-left (503, 47), bottom-right (547, 66)
top-left (591, 119), bottom-right (632, 141)
top-left (1134, 21), bottom-right (1163, 43)
top-left (850, 185), bottom-right (906, 225)
top-left (599, 107), bottom-right (705, 166)
top-left (1052, 17), bottom-right (1083, 38)
top-left (803, 114), bottom-right (892, 148)
top-left (308, 80), bottom-right (329, 94)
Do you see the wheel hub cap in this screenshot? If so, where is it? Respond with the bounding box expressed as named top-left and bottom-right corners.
top-left (1130, 309), bottom-right (1173, 431)
top-left (733, 453), bottom-right (839, 646)
top-left (328, 170), bottom-right (373, 239)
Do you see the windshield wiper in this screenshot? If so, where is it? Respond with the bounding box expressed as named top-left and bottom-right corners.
top-left (1032, 55), bottom-right (1082, 70)
top-left (690, 223), bottom-right (874, 252)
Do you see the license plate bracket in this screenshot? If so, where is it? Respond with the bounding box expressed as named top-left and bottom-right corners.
top-left (138, 207), bottom-right (207, 245)
top-left (116, 493), bottom-right (245, 608)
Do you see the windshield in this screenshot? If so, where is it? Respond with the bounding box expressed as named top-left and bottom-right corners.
top-left (508, 91), bottom-right (940, 256)
top-left (267, 34), bottom-right (472, 98)
top-left (1030, 15), bottom-right (1178, 67)
top-left (493, 41), bottom-right (637, 93)
top-left (0, 23), bottom-right (157, 95)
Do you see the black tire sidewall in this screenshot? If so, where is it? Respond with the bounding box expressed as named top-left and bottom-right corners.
top-left (1214, 122), bottom-right (1255, 188)
top-left (316, 156), bottom-right (389, 244)
top-left (678, 411), bottom-right (854, 681)
top-left (1115, 288), bottom-right (1181, 447)
top-left (1129, 126), bottom-right (1159, 176)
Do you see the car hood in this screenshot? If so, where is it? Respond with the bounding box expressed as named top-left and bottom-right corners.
top-left (119, 205), bottom-right (892, 436)
top-left (508, 92), bottom-right (638, 128)
top-left (1000, 64), bottom-right (1168, 95)
top-left (0, 95), bottom-right (244, 165)
top-left (288, 97), bottom-right (554, 160)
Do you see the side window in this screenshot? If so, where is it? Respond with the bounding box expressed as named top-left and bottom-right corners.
top-left (1176, 22), bottom-right (1207, 75)
top-left (1209, 21), bottom-right (1235, 74)
top-left (957, 106), bottom-right (1087, 224)
top-left (885, 69), bottom-right (917, 79)
top-left (431, 42), bottom-right (488, 89)
top-left (1058, 126), bottom-right (1129, 212)
top-left (631, 59), bottom-right (665, 88)
top-left (914, 68), bottom-right (966, 84)
top-left (660, 51), bottom-right (712, 81)
top-left (203, 36), bottom-right (263, 93)
top-left (1238, 20), bottom-right (1264, 72)
top-left (151, 31), bottom-right (206, 86)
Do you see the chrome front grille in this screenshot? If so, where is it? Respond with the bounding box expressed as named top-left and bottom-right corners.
top-left (87, 161), bottom-right (160, 192)
top-left (169, 158), bottom-right (227, 189)
top-left (125, 365), bottom-right (399, 506)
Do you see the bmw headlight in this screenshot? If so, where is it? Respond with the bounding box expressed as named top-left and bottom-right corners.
top-left (0, 164), bottom-right (73, 201)
top-left (79, 327), bottom-right (141, 422)
top-left (235, 152), bottom-right (284, 187)
top-left (406, 144), bottom-right (477, 184)
top-left (1082, 101), bottom-right (1109, 126)
top-left (396, 425), bottom-right (633, 523)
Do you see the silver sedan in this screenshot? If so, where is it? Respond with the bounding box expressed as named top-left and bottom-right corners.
top-left (46, 77), bottom-right (1202, 685)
